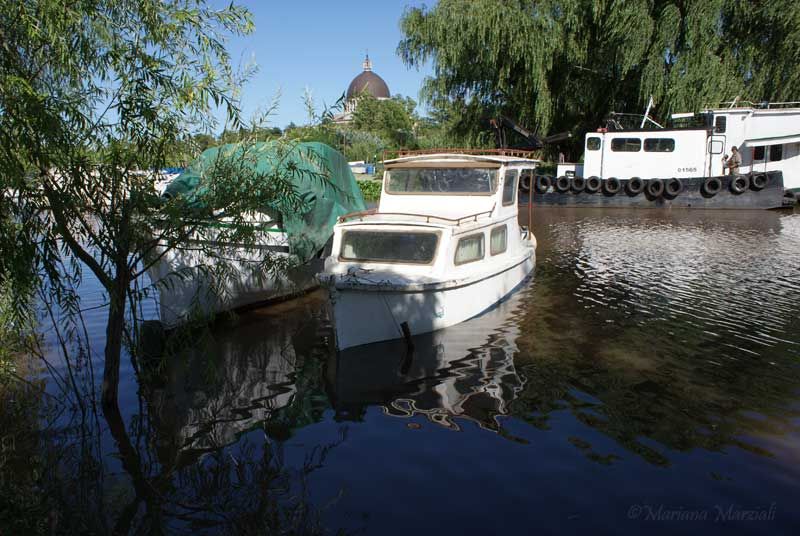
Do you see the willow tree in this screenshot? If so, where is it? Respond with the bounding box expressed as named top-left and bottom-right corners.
top-left (0, 1), bottom-right (313, 410)
top-left (399, 0), bottom-right (795, 156)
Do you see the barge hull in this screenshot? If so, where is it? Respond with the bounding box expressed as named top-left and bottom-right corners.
top-left (526, 172), bottom-right (785, 209)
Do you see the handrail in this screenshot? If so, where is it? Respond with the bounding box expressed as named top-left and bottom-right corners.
top-left (338, 204), bottom-right (496, 226)
top-left (706, 101), bottom-right (800, 110)
top-left (382, 148), bottom-right (538, 160)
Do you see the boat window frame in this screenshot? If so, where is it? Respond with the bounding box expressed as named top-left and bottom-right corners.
top-left (339, 229), bottom-right (442, 266)
top-left (502, 169), bottom-right (518, 206)
top-left (753, 146), bottom-right (765, 161)
top-left (383, 166), bottom-right (500, 197)
top-left (714, 115), bottom-right (727, 133)
top-left (643, 138), bottom-right (676, 152)
top-left (586, 137), bottom-right (602, 151)
top-left (490, 225), bottom-right (507, 256)
top-left (769, 144), bottom-right (783, 162)
top-left (610, 138), bottom-right (642, 152)
top-left (454, 232), bottom-right (485, 266)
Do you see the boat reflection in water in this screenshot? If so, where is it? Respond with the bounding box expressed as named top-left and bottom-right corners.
top-left (141, 293), bottom-right (333, 464)
top-left (327, 285), bottom-right (529, 432)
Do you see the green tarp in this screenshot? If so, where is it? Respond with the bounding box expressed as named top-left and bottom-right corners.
top-left (164, 141), bottom-right (366, 261)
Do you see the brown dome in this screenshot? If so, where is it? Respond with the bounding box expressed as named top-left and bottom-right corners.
top-left (346, 55), bottom-right (390, 100)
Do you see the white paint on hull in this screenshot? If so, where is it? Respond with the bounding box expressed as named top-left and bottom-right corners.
top-left (328, 250), bottom-right (534, 349)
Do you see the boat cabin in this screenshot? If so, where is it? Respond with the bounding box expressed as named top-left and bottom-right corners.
top-left (567, 103), bottom-right (800, 191)
top-left (324, 154), bottom-right (538, 280)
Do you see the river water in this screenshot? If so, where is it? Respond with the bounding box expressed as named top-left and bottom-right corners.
top-left (17, 207), bottom-right (800, 534)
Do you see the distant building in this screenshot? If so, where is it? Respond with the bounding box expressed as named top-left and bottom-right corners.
top-left (334, 54), bottom-right (391, 124)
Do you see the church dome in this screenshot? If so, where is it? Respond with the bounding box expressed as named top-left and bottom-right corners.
top-left (346, 55), bottom-right (390, 100)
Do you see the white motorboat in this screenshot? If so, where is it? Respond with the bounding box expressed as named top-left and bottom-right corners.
top-left (319, 152), bottom-right (537, 350)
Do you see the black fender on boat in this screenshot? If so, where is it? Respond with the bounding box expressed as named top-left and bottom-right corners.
top-left (626, 177), bottom-right (645, 196)
top-left (664, 178), bottom-right (683, 198)
top-left (585, 176), bottom-right (602, 194)
top-left (646, 178), bottom-right (665, 198)
top-left (535, 175), bottom-right (552, 194)
top-left (730, 174), bottom-right (750, 195)
top-left (571, 176), bottom-right (586, 193)
top-left (750, 172), bottom-right (768, 191)
top-left (701, 177), bottom-right (723, 197)
top-left (603, 177), bottom-right (621, 195)
top-left (555, 176), bottom-right (571, 193)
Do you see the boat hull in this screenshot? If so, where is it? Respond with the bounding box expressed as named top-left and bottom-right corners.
top-left (526, 172), bottom-right (786, 209)
top-left (327, 251), bottom-right (535, 350)
top-left (147, 243), bottom-right (320, 327)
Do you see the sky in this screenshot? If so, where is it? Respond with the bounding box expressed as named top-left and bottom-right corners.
top-left (213, 0), bottom-right (435, 132)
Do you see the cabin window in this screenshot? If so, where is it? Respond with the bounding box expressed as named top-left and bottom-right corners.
top-left (386, 168), bottom-right (498, 195)
top-left (490, 225), bottom-right (507, 256)
top-left (502, 170), bottom-right (518, 206)
top-left (753, 146), bottom-right (765, 161)
top-left (714, 116), bottom-right (727, 133)
top-left (709, 140), bottom-right (724, 155)
top-left (454, 233), bottom-right (484, 265)
top-left (644, 138), bottom-right (675, 152)
top-left (340, 230), bottom-right (439, 264)
top-left (586, 137), bottom-right (601, 151)
top-left (611, 138), bottom-right (641, 152)
top-left (770, 144), bottom-right (783, 162)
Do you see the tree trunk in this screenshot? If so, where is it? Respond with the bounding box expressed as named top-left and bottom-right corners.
top-left (101, 272), bottom-right (128, 409)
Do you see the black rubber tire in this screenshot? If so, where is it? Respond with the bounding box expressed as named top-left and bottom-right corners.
top-left (626, 176), bottom-right (645, 196)
top-left (664, 178), bottom-right (682, 198)
top-left (750, 173), bottom-right (768, 191)
top-left (603, 177), bottom-right (621, 195)
top-left (535, 175), bottom-right (551, 194)
top-left (520, 174), bottom-right (531, 192)
top-left (646, 178), bottom-right (665, 198)
top-left (730, 174), bottom-right (749, 194)
top-left (701, 177), bottom-right (723, 197)
top-left (571, 176), bottom-right (586, 193)
top-left (555, 175), bottom-right (571, 193)
top-left (585, 176), bottom-right (602, 194)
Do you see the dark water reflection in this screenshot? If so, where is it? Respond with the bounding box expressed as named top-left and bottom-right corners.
top-left (8, 208), bottom-right (800, 535)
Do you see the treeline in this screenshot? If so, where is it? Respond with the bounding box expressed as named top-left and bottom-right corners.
top-left (171, 93), bottom-right (468, 168)
top-left (399, 0), bottom-right (800, 159)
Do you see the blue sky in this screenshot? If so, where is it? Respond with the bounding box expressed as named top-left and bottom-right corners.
top-left (214, 1), bottom-right (435, 132)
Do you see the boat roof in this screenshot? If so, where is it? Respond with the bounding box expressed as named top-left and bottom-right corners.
top-left (383, 153), bottom-right (539, 167)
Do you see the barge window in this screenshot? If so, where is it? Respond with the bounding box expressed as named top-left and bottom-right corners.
top-left (340, 230), bottom-right (439, 264)
top-left (770, 144), bottom-right (783, 162)
top-left (454, 233), bottom-right (484, 265)
top-left (714, 116), bottom-right (727, 133)
top-left (490, 225), bottom-right (507, 256)
top-left (644, 138), bottom-right (675, 152)
top-left (386, 168), bottom-right (498, 195)
top-left (611, 138), bottom-right (641, 152)
top-left (753, 146), bottom-right (765, 161)
top-left (586, 137), bottom-right (601, 150)
top-left (502, 170), bottom-right (518, 205)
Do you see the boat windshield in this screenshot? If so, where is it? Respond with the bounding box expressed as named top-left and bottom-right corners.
top-left (340, 230), bottom-right (439, 264)
top-left (386, 168), bottom-right (498, 195)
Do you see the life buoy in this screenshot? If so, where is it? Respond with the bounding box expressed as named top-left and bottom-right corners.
top-left (701, 177), bottom-right (722, 197)
top-left (664, 178), bottom-right (682, 198)
top-left (520, 174), bottom-right (531, 192)
top-left (750, 172), bottom-right (768, 191)
top-left (646, 178), bottom-right (665, 198)
top-left (555, 175), bottom-right (571, 193)
top-left (535, 175), bottom-right (552, 194)
top-left (626, 177), bottom-right (645, 196)
top-left (730, 174), bottom-right (749, 194)
top-left (603, 177), bottom-right (621, 195)
top-left (585, 176), bottom-right (602, 193)
top-left (571, 176), bottom-right (586, 192)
